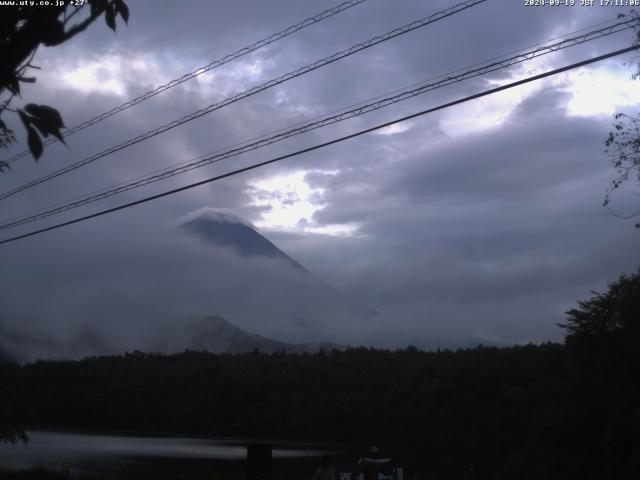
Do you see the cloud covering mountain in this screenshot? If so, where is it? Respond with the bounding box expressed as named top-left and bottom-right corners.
top-left (186, 315), bottom-right (342, 354)
top-left (0, 208), bottom-right (374, 362)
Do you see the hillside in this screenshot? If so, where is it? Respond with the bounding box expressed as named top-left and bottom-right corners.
top-left (186, 315), bottom-right (342, 353)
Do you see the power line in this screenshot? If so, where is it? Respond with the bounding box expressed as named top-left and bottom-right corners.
top-left (2, 0), bottom-right (370, 166)
top-left (1, 44), bottom-right (637, 247)
top-left (0, 0), bottom-right (486, 202)
top-left (2, 17), bottom-right (635, 230)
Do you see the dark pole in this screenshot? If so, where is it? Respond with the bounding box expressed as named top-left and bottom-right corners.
top-left (246, 443), bottom-right (272, 480)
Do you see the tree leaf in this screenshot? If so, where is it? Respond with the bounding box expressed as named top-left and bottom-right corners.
top-left (41, 19), bottom-right (66, 46)
top-left (23, 104), bottom-right (66, 144)
top-left (27, 126), bottom-right (43, 160)
top-left (90, 0), bottom-right (107, 17)
top-left (115, 0), bottom-right (129, 24)
top-left (7, 77), bottom-right (20, 96)
top-left (50, 128), bottom-right (66, 145)
top-left (17, 109), bottom-right (31, 129)
top-left (30, 118), bottom-right (47, 136)
top-left (24, 104), bottom-right (65, 130)
top-left (105, 3), bottom-right (116, 31)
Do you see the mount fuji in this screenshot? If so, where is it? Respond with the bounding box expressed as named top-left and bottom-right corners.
top-left (178, 208), bottom-right (378, 350)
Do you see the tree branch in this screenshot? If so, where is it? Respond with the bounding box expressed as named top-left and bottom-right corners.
top-left (606, 205), bottom-right (640, 220)
top-left (52, 2), bottom-right (112, 46)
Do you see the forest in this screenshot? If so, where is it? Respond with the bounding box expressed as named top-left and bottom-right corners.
top-left (1, 271), bottom-right (639, 480)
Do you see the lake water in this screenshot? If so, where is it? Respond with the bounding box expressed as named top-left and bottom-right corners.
top-left (0, 431), bottom-right (336, 479)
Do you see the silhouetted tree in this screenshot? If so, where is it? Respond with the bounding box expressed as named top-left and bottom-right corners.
top-left (604, 112), bottom-right (640, 227)
top-left (559, 270), bottom-right (640, 479)
top-left (563, 269), bottom-right (640, 363)
top-left (604, 12), bottom-right (640, 227)
top-left (0, 0), bottom-right (129, 170)
top-left (0, 360), bottom-right (28, 445)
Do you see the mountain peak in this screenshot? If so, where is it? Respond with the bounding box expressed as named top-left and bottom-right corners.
top-left (178, 207), bottom-right (253, 228)
top-left (178, 208), bottom-right (306, 270)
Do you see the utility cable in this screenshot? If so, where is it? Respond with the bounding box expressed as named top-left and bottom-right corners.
top-left (1, 44), bottom-right (636, 246)
top-left (1, 17), bottom-right (635, 230)
top-left (0, 0), bottom-right (487, 201)
top-left (2, 0), bottom-right (370, 165)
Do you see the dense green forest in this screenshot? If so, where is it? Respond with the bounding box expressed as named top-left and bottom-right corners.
top-left (1, 272), bottom-right (639, 479)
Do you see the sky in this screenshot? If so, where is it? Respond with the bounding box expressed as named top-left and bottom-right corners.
top-left (1, 0), bottom-right (640, 361)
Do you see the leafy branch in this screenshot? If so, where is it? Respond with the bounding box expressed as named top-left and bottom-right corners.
top-left (0, 0), bottom-right (129, 163)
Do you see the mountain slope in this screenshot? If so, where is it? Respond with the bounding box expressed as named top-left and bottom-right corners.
top-left (178, 208), bottom-right (378, 346)
top-left (186, 315), bottom-right (342, 354)
top-left (180, 209), bottom-right (306, 271)
top-left (187, 315), bottom-right (290, 353)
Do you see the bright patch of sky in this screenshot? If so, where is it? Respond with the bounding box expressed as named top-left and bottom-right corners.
top-left (248, 170), bottom-right (359, 237)
top-left (438, 59), bottom-right (550, 137)
top-left (563, 65), bottom-right (640, 116)
top-left (41, 50), bottom-right (173, 97)
top-left (439, 59), bottom-right (640, 137)
top-left (374, 122), bottom-right (413, 136)
top-left (191, 55), bottom-right (276, 99)
top-left (44, 49), bottom-right (270, 100)
top-left (439, 82), bottom-right (539, 137)
top-left (60, 55), bottom-right (130, 96)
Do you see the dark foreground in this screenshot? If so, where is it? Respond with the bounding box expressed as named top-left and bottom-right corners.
top-left (1, 454), bottom-right (344, 480)
top-left (0, 469), bottom-right (67, 479)
top-left (0, 431), bottom-right (340, 480)
top-left (1, 272), bottom-right (639, 479)
top-left (2, 342), bottom-right (638, 479)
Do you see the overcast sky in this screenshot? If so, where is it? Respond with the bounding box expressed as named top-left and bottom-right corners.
top-left (1, 0), bottom-right (640, 360)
